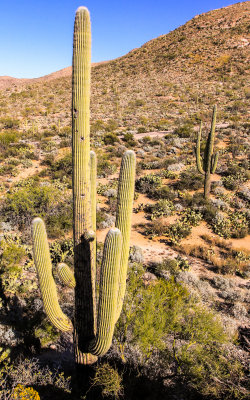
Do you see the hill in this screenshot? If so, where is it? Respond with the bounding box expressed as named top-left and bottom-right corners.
top-left (0, 1), bottom-right (249, 131)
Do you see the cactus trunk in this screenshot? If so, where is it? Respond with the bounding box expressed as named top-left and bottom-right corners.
top-left (72, 7), bottom-right (96, 359)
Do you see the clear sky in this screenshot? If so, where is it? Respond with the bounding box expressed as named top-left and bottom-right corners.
top-left (0, 0), bottom-right (243, 78)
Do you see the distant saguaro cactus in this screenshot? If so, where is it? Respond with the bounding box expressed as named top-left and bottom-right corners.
top-left (196, 105), bottom-right (219, 198)
top-left (32, 6), bottom-right (136, 366)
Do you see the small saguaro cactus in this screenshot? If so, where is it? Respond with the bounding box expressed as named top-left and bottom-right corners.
top-left (196, 105), bottom-right (219, 198)
top-left (31, 6), bottom-right (136, 367)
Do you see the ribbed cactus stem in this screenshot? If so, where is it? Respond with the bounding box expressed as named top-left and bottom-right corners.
top-left (211, 152), bottom-right (219, 173)
top-left (90, 228), bottom-right (122, 356)
top-left (58, 263), bottom-right (76, 288)
top-left (72, 6), bottom-right (96, 351)
top-left (196, 122), bottom-right (204, 174)
top-left (32, 218), bottom-right (72, 332)
top-left (196, 105), bottom-right (218, 199)
top-left (115, 150), bottom-right (136, 319)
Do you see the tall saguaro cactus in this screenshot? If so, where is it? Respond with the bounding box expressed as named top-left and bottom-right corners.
top-left (31, 6), bottom-right (136, 367)
top-left (196, 105), bottom-right (219, 198)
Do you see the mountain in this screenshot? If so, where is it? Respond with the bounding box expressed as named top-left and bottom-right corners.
top-left (0, 1), bottom-right (249, 130)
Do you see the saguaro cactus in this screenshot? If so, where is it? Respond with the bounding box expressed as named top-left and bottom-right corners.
top-left (196, 105), bottom-right (219, 198)
top-left (31, 6), bottom-right (136, 366)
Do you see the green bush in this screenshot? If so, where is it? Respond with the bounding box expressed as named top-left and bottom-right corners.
top-left (2, 180), bottom-right (72, 236)
top-left (166, 221), bottom-right (191, 244)
top-left (135, 174), bottom-right (162, 195)
top-left (115, 264), bottom-right (246, 399)
top-left (0, 131), bottom-right (19, 149)
top-left (181, 208), bottom-right (203, 226)
top-left (103, 132), bottom-right (119, 145)
top-left (0, 118), bottom-right (20, 129)
top-left (0, 235), bottom-right (26, 294)
top-left (92, 363), bottom-right (123, 398)
top-left (176, 168), bottom-right (203, 190)
top-left (122, 133), bottom-right (137, 147)
top-left (145, 199), bottom-right (175, 220)
top-left (97, 159), bottom-right (117, 177)
top-left (173, 123), bottom-right (194, 138)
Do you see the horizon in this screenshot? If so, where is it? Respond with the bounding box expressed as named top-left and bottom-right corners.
top-left (0, 0), bottom-right (244, 79)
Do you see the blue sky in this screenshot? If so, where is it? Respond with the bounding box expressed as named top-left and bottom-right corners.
top-left (0, 0), bottom-right (242, 78)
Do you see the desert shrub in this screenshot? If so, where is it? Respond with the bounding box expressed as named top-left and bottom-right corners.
top-left (237, 186), bottom-right (250, 203)
top-left (176, 168), bottom-right (203, 190)
top-left (181, 208), bottom-right (203, 226)
top-left (202, 202), bottom-right (218, 224)
top-left (154, 256), bottom-right (189, 277)
top-left (175, 343), bottom-right (245, 399)
top-left (97, 181), bottom-right (118, 195)
top-left (0, 358), bottom-right (70, 399)
top-left (45, 201), bottom-right (73, 238)
top-left (97, 159), bottom-right (117, 177)
top-left (137, 126), bottom-right (146, 133)
top-left (144, 218), bottom-right (167, 238)
top-left (122, 133), bottom-right (137, 147)
top-left (34, 319), bottom-right (60, 347)
top-left (115, 263), bottom-right (247, 398)
top-left (153, 185), bottom-right (176, 201)
top-left (0, 117), bottom-right (20, 129)
top-left (116, 264), bottom-right (190, 357)
top-left (211, 211), bottom-right (249, 239)
top-left (211, 212), bottom-right (231, 238)
top-left (166, 221), bottom-right (191, 244)
top-left (0, 131), bottom-right (19, 149)
top-left (58, 126), bottom-right (71, 137)
top-left (0, 164), bottom-right (18, 176)
top-left (139, 160), bottom-right (162, 170)
top-left (48, 152), bottom-right (72, 184)
top-left (0, 235), bottom-right (26, 294)
top-left (173, 123), bottom-right (194, 138)
top-left (145, 199), bottom-right (175, 220)
top-left (49, 238), bottom-right (74, 265)
top-left (103, 132), bottom-right (119, 145)
top-left (12, 384), bottom-right (40, 400)
top-left (222, 165), bottom-right (249, 190)
top-left (135, 174), bottom-right (162, 195)
top-left (156, 169), bottom-right (176, 179)
top-left (222, 175), bottom-right (242, 191)
top-left (2, 180), bottom-right (72, 235)
top-left (91, 363), bottom-right (123, 398)
top-left (105, 119), bottom-right (118, 132)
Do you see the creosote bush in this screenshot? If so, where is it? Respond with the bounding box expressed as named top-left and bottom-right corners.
top-left (115, 264), bottom-right (247, 399)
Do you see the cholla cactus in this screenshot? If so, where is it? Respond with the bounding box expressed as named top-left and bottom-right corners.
top-left (196, 105), bottom-right (219, 198)
top-left (32, 6), bottom-right (136, 365)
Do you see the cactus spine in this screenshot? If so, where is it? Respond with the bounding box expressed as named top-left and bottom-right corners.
top-left (32, 6), bottom-right (136, 366)
top-left (196, 105), bottom-right (219, 198)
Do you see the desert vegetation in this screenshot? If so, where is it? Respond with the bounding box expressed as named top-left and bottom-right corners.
top-left (0, 2), bottom-right (249, 400)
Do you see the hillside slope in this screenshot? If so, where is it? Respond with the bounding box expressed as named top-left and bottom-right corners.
top-left (0, 1), bottom-right (249, 130)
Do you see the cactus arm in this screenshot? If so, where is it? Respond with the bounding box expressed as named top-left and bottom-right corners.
top-left (89, 228), bottom-right (122, 356)
top-left (32, 218), bottom-right (72, 332)
top-left (115, 150), bottom-right (136, 319)
top-left (196, 122), bottom-right (205, 174)
top-left (58, 263), bottom-right (76, 288)
top-left (211, 151), bottom-right (219, 174)
top-left (72, 6), bottom-right (96, 350)
top-left (204, 105), bottom-right (217, 198)
top-left (204, 105), bottom-right (217, 172)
